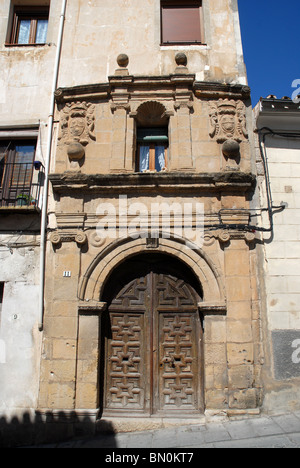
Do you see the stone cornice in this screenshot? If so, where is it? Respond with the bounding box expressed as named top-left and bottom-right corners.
top-left (49, 171), bottom-right (256, 194)
top-left (193, 82), bottom-right (251, 100)
top-left (54, 78), bottom-right (250, 103)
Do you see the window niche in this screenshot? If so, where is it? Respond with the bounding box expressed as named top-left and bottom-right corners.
top-left (134, 101), bottom-right (170, 173)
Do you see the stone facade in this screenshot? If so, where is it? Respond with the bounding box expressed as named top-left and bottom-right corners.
top-left (0, 0), bottom-right (266, 443)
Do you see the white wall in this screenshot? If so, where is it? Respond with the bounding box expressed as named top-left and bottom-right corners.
top-left (0, 241), bottom-right (42, 417)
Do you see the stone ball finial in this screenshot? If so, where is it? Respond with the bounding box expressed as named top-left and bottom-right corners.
top-left (222, 139), bottom-right (240, 159)
top-left (117, 54), bottom-right (129, 68)
top-left (175, 52), bottom-right (187, 67)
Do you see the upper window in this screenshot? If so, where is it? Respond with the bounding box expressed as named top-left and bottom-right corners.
top-left (137, 128), bottom-right (168, 173)
top-left (161, 0), bottom-right (203, 45)
top-left (8, 6), bottom-right (49, 45)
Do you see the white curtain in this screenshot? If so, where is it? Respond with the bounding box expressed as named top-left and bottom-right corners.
top-left (36, 20), bottom-right (48, 44)
top-left (155, 146), bottom-right (165, 171)
top-left (139, 146), bottom-right (149, 172)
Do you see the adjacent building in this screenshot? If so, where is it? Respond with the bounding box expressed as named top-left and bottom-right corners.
top-left (254, 96), bottom-right (300, 412)
top-left (1, 0), bottom-right (297, 445)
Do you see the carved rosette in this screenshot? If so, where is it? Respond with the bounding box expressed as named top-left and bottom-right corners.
top-left (209, 99), bottom-right (248, 161)
top-left (58, 101), bottom-right (96, 165)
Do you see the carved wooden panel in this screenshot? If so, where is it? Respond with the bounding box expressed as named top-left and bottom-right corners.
top-left (157, 313), bottom-right (199, 412)
top-left (110, 276), bottom-right (148, 310)
top-left (105, 312), bottom-right (146, 411)
top-left (104, 269), bottom-right (203, 416)
top-left (155, 274), bottom-right (198, 309)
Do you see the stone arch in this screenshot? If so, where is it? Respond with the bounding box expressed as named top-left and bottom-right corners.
top-left (79, 233), bottom-right (226, 310)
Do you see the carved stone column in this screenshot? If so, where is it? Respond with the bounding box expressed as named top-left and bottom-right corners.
top-left (173, 102), bottom-right (194, 170)
top-left (171, 69), bottom-right (195, 171)
top-left (109, 56), bottom-right (133, 172)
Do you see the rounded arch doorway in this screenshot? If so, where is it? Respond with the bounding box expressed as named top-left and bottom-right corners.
top-left (100, 253), bottom-right (204, 417)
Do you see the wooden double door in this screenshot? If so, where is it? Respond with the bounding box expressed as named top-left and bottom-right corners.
top-left (102, 258), bottom-right (204, 417)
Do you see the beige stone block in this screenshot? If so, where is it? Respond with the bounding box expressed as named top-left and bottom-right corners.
top-left (177, 114), bottom-right (190, 129)
top-left (226, 276), bottom-right (252, 302)
top-left (97, 132), bottom-right (112, 144)
top-left (225, 249), bottom-right (250, 277)
top-left (178, 127), bottom-right (191, 142)
top-left (227, 343), bottom-right (254, 366)
top-left (205, 365), bottom-right (228, 389)
top-left (53, 278), bottom-right (79, 302)
top-left (227, 301), bottom-right (252, 320)
top-left (205, 389), bottom-right (228, 409)
top-left (191, 126), bottom-right (210, 142)
top-left (77, 339), bottom-right (98, 360)
top-left (228, 364), bottom-right (254, 390)
top-left (78, 315), bottom-right (99, 341)
top-left (112, 128), bottom-right (126, 143)
top-left (97, 118), bottom-right (113, 132)
top-left (76, 382), bottom-right (98, 409)
top-left (77, 359), bottom-right (98, 383)
top-left (44, 316), bottom-right (78, 339)
top-left (205, 317), bottom-right (226, 343)
top-left (199, 141), bottom-right (219, 157)
top-left (51, 301), bottom-right (78, 317)
top-left (221, 196), bottom-right (248, 210)
top-left (47, 382), bottom-right (75, 409)
top-left (205, 365), bottom-right (215, 389)
top-left (45, 360), bottom-right (77, 382)
top-left (195, 155), bottom-right (220, 172)
top-left (229, 389), bottom-right (257, 409)
top-left (205, 343), bottom-right (227, 365)
top-left (95, 143), bottom-right (111, 158)
top-left (227, 320), bottom-right (252, 343)
top-left (177, 140), bottom-right (192, 157)
top-left (111, 146), bottom-right (125, 166)
top-left (52, 339), bottom-right (77, 360)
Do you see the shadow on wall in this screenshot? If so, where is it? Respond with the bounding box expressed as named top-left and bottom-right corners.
top-left (0, 411), bottom-right (117, 448)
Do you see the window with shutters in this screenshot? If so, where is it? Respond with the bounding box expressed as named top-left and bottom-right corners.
top-left (161, 1), bottom-right (204, 45)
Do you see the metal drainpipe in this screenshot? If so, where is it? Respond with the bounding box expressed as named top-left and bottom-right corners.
top-left (38, 0), bottom-right (67, 331)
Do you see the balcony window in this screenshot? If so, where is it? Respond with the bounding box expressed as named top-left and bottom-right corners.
top-left (8, 6), bottom-right (49, 45)
top-left (0, 140), bottom-right (43, 208)
top-left (137, 128), bottom-right (168, 172)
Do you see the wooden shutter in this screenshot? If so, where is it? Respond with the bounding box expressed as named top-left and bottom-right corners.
top-left (161, 2), bottom-right (202, 44)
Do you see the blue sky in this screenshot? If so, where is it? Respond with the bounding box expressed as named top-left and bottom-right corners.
top-left (238, 0), bottom-right (300, 105)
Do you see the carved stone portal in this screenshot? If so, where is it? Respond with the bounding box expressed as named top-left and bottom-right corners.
top-left (58, 101), bottom-right (96, 168)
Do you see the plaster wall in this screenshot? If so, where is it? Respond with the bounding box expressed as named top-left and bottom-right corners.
top-left (255, 103), bottom-right (300, 412)
top-left (0, 237), bottom-right (42, 417)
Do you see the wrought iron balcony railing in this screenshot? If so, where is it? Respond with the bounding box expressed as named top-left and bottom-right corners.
top-left (0, 160), bottom-right (44, 209)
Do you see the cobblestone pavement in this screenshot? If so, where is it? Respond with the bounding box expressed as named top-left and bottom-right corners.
top-left (29, 411), bottom-right (300, 449)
